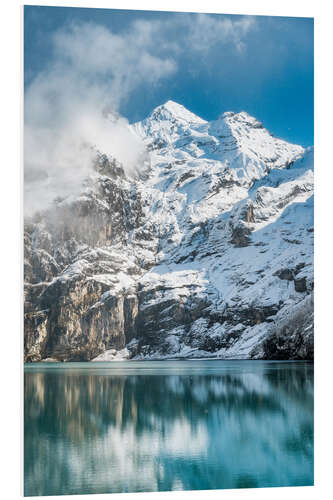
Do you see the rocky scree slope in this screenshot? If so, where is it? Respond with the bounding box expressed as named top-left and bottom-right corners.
top-left (24, 101), bottom-right (314, 361)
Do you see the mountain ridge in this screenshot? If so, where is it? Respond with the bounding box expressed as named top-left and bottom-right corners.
top-left (24, 101), bottom-right (314, 362)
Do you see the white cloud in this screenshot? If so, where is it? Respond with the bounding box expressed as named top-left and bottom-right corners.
top-left (185, 14), bottom-right (256, 53)
top-left (24, 14), bottom-right (256, 215)
top-left (24, 21), bottom-right (177, 215)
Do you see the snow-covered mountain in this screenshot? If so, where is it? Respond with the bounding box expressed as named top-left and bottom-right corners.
top-left (24, 101), bottom-right (314, 362)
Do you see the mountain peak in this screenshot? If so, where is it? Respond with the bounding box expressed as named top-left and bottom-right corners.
top-left (149, 100), bottom-right (206, 124)
top-left (163, 99), bottom-right (184, 110)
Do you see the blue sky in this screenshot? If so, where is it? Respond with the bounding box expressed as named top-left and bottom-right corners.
top-left (24, 6), bottom-right (313, 146)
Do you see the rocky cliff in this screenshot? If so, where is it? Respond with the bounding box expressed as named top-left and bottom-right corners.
top-left (24, 101), bottom-right (314, 361)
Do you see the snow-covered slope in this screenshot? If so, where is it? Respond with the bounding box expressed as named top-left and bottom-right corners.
top-left (24, 101), bottom-right (313, 361)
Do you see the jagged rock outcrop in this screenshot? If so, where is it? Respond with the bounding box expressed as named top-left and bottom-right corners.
top-left (257, 293), bottom-right (314, 360)
top-left (24, 101), bottom-right (314, 361)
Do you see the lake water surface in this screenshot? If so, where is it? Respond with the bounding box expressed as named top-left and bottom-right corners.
top-left (24, 360), bottom-right (313, 496)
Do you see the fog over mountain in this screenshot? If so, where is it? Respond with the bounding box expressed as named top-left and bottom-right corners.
top-left (24, 100), bottom-right (314, 362)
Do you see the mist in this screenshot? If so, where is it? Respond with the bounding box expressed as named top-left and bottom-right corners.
top-left (24, 21), bottom-right (176, 215)
top-left (24, 106), bottom-right (147, 215)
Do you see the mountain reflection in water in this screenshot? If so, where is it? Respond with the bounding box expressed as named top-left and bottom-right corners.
top-left (24, 360), bottom-right (313, 496)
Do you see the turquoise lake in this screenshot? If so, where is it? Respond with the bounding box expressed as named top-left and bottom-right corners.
top-left (24, 360), bottom-right (314, 496)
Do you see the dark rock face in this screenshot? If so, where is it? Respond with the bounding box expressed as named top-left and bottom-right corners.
top-left (24, 311), bottom-right (49, 362)
top-left (24, 248), bottom-right (140, 362)
top-left (40, 278), bottom-right (122, 361)
top-left (274, 269), bottom-right (294, 281)
top-left (230, 225), bottom-right (252, 248)
top-left (260, 295), bottom-right (314, 360)
top-left (24, 163), bottom-right (146, 362)
top-left (294, 277), bottom-right (307, 293)
top-left (135, 284), bottom-right (211, 354)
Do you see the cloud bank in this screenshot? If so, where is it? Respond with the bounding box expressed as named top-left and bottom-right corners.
top-left (24, 13), bottom-right (255, 215)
